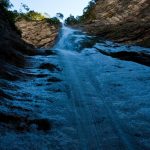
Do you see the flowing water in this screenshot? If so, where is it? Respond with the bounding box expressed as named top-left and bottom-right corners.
top-left (0, 25), bottom-right (150, 150)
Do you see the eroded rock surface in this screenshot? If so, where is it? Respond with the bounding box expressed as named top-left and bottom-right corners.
top-left (81, 0), bottom-right (150, 47)
top-left (0, 8), bottom-right (35, 81)
top-left (16, 19), bottom-right (60, 48)
top-left (0, 6), bottom-right (60, 135)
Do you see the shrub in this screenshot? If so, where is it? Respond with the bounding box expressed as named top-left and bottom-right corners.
top-left (46, 17), bottom-right (60, 25)
top-left (0, 1), bottom-right (61, 27)
top-left (14, 11), bottom-right (61, 25)
top-left (65, 15), bottom-right (78, 25)
top-left (0, 0), bottom-right (12, 9)
top-left (26, 11), bottom-right (45, 21)
top-left (65, 0), bottom-right (97, 25)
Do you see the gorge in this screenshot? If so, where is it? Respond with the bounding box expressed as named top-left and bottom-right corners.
top-left (0, 0), bottom-right (150, 150)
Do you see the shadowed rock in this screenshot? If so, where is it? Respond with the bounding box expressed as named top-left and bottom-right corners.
top-left (0, 89), bottom-right (13, 100)
top-left (0, 8), bottom-right (35, 82)
top-left (39, 63), bottom-right (62, 72)
top-left (29, 119), bottom-right (52, 131)
top-left (96, 47), bottom-right (150, 66)
top-left (0, 112), bottom-right (52, 132)
top-left (47, 77), bottom-right (62, 82)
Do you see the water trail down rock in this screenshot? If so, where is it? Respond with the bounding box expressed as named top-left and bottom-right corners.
top-left (54, 25), bottom-right (98, 52)
top-left (53, 25), bottom-right (150, 150)
top-left (1, 24), bottom-right (150, 150)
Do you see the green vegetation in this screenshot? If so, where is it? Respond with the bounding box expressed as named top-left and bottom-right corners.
top-left (0, 0), bottom-right (21, 34)
top-left (46, 17), bottom-right (61, 25)
top-left (15, 11), bottom-right (61, 25)
top-left (65, 15), bottom-right (79, 25)
top-left (65, 0), bottom-right (97, 25)
top-left (11, 10), bottom-right (61, 25)
top-left (56, 13), bottom-right (64, 20)
top-left (81, 0), bottom-right (96, 21)
top-left (0, 0), bottom-right (61, 25)
top-left (0, 0), bottom-right (12, 9)
top-left (16, 11), bottom-right (46, 21)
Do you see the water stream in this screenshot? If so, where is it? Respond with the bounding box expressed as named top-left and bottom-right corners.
top-left (0, 25), bottom-right (150, 150)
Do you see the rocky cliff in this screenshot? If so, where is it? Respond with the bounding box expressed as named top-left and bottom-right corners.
top-left (0, 7), bottom-right (59, 89)
top-left (15, 19), bottom-right (59, 48)
top-left (81, 0), bottom-right (150, 47)
top-left (0, 7), bottom-right (35, 81)
top-left (0, 6), bottom-right (61, 138)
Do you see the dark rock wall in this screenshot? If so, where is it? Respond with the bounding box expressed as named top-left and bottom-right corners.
top-left (0, 7), bottom-right (58, 135)
top-left (0, 8), bottom-right (35, 80)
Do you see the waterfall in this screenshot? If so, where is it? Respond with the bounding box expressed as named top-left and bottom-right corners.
top-left (53, 25), bottom-right (91, 51)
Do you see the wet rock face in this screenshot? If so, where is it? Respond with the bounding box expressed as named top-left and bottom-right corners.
top-left (0, 8), bottom-right (53, 134)
top-left (0, 8), bottom-right (35, 80)
top-left (15, 19), bottom-right (60, 48)
top-left (95, 47), bottom-right (150, 67)
top-left (0, 112), bottom-right (52, 132)
top-left (0, 11), bottom-right (35, 60)
top-left (39, 63), bottom-right (62, 72)
top-left (82, 0), bottom-right (150, 47)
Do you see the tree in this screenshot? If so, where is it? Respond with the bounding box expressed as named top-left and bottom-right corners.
top-left (26, 11), bottom-right (45, 21)
top-left (44, 12), bottom-right (50, 18)
top-left (46, 17), bottom-right (60, 25)
top-left (21, 3), bottom-right (30, 12)
top-left (65, 0), bottom-right (97, 25)
top-left (65, 15), bottom-right (78, 25)
top-left (0, 0), bottom-right (13, 9)
top-left (56, 13), bottom-right (64, 20)
top-left (81, 0), bottom-right (96, 21)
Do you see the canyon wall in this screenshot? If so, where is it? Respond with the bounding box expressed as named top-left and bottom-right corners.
top-left (82, 0), bottom-right (150, 47)
top-left (16, 19), bottom-right (59, 48)
top-left (0, 8), bottom-right (35, 81)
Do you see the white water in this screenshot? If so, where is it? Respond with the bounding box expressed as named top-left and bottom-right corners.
top-left (0, 26), bottom-right (150, 150)
top-left (54, 25), bottom-right (94, 52)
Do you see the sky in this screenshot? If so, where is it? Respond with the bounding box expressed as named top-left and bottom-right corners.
top-left (10, 0), bottom-right (90, 18)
